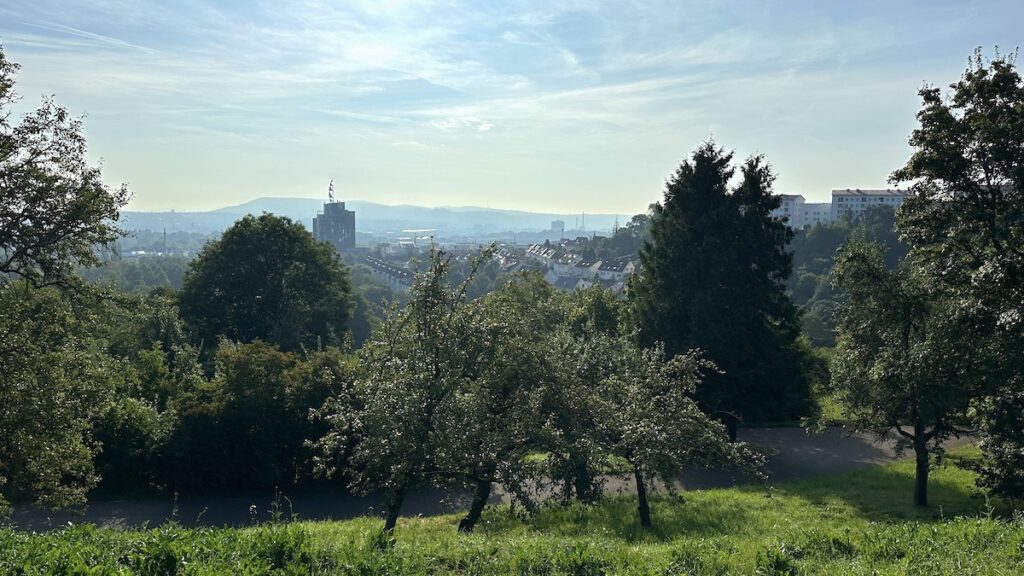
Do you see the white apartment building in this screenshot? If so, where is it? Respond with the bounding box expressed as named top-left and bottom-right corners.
top-left (771, 189), bottom-right (912, 229)
top-left (801, 203), bottom-right (832, 227)
top-left (771, 194), bottom-right (806, 227)
top-left (830, 189), bottom-right (912, 221)
top-left (770, 195), bottom-right (833, 228)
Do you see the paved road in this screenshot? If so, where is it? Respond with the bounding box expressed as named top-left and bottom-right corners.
top-left (9, 427), bottom-right (967, 531)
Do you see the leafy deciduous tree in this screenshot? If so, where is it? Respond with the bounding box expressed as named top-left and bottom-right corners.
top-left (591, 341), bottom-right (761, 528)
top-left (891, 50), bottom-right (1024, 499)
top-left (831, 240), bottom-right (985, 507)
top-left (318, 248), bottom-right (494, 532)
top-left (178, 213), bottom-right (354, 355)
top-left (0, 285), bottom-right (117, 510)
top-left (0, 48), bottom-right (128, 289)
top-left (0, 47), bottom-right (127, 511)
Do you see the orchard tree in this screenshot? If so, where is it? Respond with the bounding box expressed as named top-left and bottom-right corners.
top-left (831, 240), bottom-right (986, 507)
top-left (538, 287), bottom-right (628, 503)
top-left (631, 143), bottom-right (812, 439)
top-left (588, 336), bottom-right (762, 528)
top-left (179, 213), bottom-right (354, 354)
top-left (437, 274), bottom-right (561, 532)
top-left (892, 50), bottom-right (1024, 499)
top-left (316, 247), bottom-right (494, 532)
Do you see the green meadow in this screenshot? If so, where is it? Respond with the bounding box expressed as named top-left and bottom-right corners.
top-left (4, 447), bottom-right (1022, 575)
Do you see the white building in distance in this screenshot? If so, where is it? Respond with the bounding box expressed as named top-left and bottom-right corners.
top-left (801, 203), bottom-right (832, 227)
top-left (771, 188), bottom-right (913, 229)
top-left (770, 195), bottom-right (834, 229)
top-left (830, 189), bottom-right (912, 222)
top-left (773, 194), bottom-right (805, 226)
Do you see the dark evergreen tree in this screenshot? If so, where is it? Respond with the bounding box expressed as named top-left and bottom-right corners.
top-left (631, 143), bottom-right (812, 439)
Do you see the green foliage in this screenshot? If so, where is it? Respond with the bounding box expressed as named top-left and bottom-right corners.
top-left (160, 341), bottom-right (358, 492)
top-left (318, 247), bottom-right (500, 530)
top-left (975, 387), bottom-right (1024, 501)
top-left (631, 143), bottom-right (813, 431)
top-left (892, 49), bottom-right (1024, 500)
top-left (831, 239), bottom-right (987, 506)
top-left (179, 213), bottom-right (354, 354)
top-left (584, 211), bottom-right (652, 261)
top-left (79, 256), bottom-right (190, 292)
top-left (0, 46), bottom-right (129, 511)
top-left (0, 47), bottom-right (129, 290)
top-left (754, 543), bottom-right (801, 575)
top-left (788, 206), bottom-right (909, 346)
top-left (438, 273), bottom-right (563, 530)
top-left (92, 396), bottom-right (169, 495)
top-left (0, 284), bottom-right (118, 511)
top-left (588, 340), bottom-right (765, 527)
top-left (319, 251), bottom-right (756, 532)
top-left (346, 263), bottom-right (402, 347)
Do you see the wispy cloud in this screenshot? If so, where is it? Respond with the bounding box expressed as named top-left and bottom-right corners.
top-left (0, 0), bottom-right (1020, 212)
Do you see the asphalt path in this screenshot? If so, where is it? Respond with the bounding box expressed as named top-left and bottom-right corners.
top-left (8, 427), bottom-right (969, 531)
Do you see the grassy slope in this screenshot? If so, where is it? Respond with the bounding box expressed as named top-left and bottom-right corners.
top-left (3, 447), bottom-right (1022, 575)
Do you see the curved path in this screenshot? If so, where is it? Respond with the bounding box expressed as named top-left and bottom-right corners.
top-left (8, 427), bottom-right (970, 531)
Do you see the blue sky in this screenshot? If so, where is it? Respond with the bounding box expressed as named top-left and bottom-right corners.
top-left (1, 0), bottom-right (1020, 213)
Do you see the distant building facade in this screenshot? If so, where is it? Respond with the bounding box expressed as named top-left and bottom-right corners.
top-left (771, 194), bottom-right (806, 227)
top-left (313, 200), bottom-right (356, 250)
top-left (801, 203), bottom-right (832, 227)
top-left (770, 188), bottom-right (913, 229)
top-left (363, 256), bottom-right (412, 293)
top-left (830, 188), bottom-right (912, 222)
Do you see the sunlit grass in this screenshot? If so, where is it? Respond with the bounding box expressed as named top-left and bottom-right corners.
top-left (3, 446), bottom-right (1022, 574)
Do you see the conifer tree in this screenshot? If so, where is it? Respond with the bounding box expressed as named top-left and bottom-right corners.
top-left (631, 143), bottom-right (812, 439)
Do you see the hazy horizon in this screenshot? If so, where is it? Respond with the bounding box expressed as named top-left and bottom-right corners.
top-left (2, 0), bottom-right (1021, 213)
top-left (125, 194), bottom-right (633, 217)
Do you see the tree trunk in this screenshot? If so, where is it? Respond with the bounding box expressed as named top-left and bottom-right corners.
top-left (913, 437), bottom-right (930, 507)
top-left (383, 486), bottom-right (407, 532)
top-left (726, 418), bottom-right (738, 443)
top-left (633, 462), bottom-right (652, 528)
top-left (458, 478), bottom-right (492, 533)
top-left (572, 453), bottom-right (596, 503)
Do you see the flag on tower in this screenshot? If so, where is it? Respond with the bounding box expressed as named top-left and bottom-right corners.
top-left (328, 179), bottom-right (335, 203)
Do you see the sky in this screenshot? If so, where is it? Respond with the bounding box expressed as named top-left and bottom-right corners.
top-left (1, 1), bottom-right (1021, 214)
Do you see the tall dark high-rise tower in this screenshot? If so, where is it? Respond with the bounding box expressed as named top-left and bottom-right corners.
top-left (312, 180), bottom-right (355, 250)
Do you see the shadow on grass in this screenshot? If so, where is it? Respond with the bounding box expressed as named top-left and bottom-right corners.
top-left (478, 451), bottom-right (1004, 544)
top-left (770, 455), bottom-right (1003, 522)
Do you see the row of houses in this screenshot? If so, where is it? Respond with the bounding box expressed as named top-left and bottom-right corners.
top-left (523, 244), bottom-right (638, 293)
top-left (363, 256), bottom-right (414, 293)
top-left (542, 270), bottom-right (629, 293)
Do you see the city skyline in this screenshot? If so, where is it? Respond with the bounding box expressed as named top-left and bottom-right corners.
top-left (1, 0), bottom-right (1020, 213)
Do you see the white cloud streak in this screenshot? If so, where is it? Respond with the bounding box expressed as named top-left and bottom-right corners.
top-left (0, 0), bottom-right (1019, 211)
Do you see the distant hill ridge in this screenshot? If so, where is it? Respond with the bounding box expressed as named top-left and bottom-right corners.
top-left (123, 197), bottom-right (621, 235)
